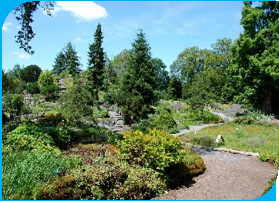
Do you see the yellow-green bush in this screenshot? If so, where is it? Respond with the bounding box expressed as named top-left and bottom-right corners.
top-left (117, 129), bottom-right (183, 173)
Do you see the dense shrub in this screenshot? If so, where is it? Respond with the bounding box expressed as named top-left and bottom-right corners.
top-left (117, 129), bottom-right (183, 173)
top-left (165, 149), bottom-right (206, 187)
top-left (20, 65), bottom-right (42, 83)
top-left (3, 94), bottom-right (24, 116)
top-left (38, 71), bottom-right (60, 99)
top-left (39, 157), bottom-right (166, 200)
top-left (42, 110), bottom-right (66, 126)
top-left (26, 82), bottom-right (40, 94)
top-left (2, 112), bottom-right (9, 125)
top-left (40, 85), bottom-right (60, 99)
top-left (117, 129), bottom-right (206, 188)
top-left (42, 126), bottom-right (72, 149)
top-left (5, 124), bottom-right (57, 153)
top-left (233, 116), bottom-right (256, 124)
top-left (191, 110), bottom-right (224, 124)
top-left (153, 111), bottom-right (178, 133)
top-left (59, 79), bottom-right (93, 124)
top-left (2, 120), bottom-right (20, 142)
top-left (2, 151), bottom-right (80, 200)
top-left (93, 106), bottom-right (109, 118)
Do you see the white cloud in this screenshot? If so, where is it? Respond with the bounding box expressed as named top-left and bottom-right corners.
top-left (53, 1), bottom-right (108, 21)
top-left (2, 22), bottom-right (13, 31)
top-left (11, 52), bottom-right (31, 59)
top-left (74, 37), bottom-right (82, 42)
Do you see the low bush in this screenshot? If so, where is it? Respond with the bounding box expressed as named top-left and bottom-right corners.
top-left (3, 94), bottom-right (24, 116)
top-left (153, 111), bottom-right (178, 133)
top-left (42, 110), bottom-right (66, 126)
top-left (117, 129), bottom-right (183, 173)
top-left (192, 136), bottom-right (216, 147)
top-left (233, 116), bottom-right (256, 124)
top-left (165, 149), bottom-right (205, 187)
top-left (26, 82), bottom-right (40, 94)
top-left (2, 120), bottom-right (21, 142)
top-left (2, 151), bottom-right (80, 200)
top-left (94, 106), bottom-right (109, 119)
top-left (38, 157), bottom-right (166, 200)
top-left (5, 124), bottom-right (56, 152)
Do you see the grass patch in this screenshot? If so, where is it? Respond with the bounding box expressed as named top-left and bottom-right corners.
top-left (180, 122), bottom-right (279, 167)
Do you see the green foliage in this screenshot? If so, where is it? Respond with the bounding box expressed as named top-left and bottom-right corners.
top-left (20, 65), bottom-right (42, 83)
top-left (118, 93), bottom-right (151, 125)
top-left (117, 30), bottom-right (156, 124)
top-left (170, 46), bottom-right (211, 83)
top-left (2, 120), bottom-right (21, 141)
top-left (26, 82), bottom-right (40, 94)
top-left (233, 116), bottom-right (256, 124)
top-left (7, 64), bottom-right (22, 79)
top-left (167, 75), bottom-right (182, 100)
top-left (165, 149), bottom-right (205, 187)
top-left (53, 51), bottom-right (67, 75)
top-left (192, 110), bottom-right (224, 124)
top-left (87, 23), bottom-right (106, 100)
top-left (64, 42), bottom-right (81, 77)
top-left (226, 2), bottom-right (279, 114)
top-left (107, 49), bottom-right (131, 86)
top-left (183, 71), bottom-right (216, 112)
top-left (5, 124), bottom-right (56, 152)
top-left (39, 156), bottom-right (166, 200)
top-left (38, 70), bottom-right (60, 99)
top-left (59, 79), bottom-right (93, 124)
top-left (93, 106), bottom-right (109, 119)
top-left (42, 110), bottom-right (66, 126)
top-left (13, 2), bottom-right (54, 54)
top-left (153, 111), bottom-right (178, 133)
top-left (2, 70), bottom-right (11, 93)
top-left (152, 58), bottom-right (169, 98)
top-left (192, 136), bottom-right (217, 147)
top-left (2, 150), bottom-right (80, 200)
top-left (3, 94), bottom-right (24, 116)
top-left (117, 129), bottom-right (183, 173)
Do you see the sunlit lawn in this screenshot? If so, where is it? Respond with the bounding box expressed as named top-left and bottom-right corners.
top-left (180, 122), bottom-right (279, 167)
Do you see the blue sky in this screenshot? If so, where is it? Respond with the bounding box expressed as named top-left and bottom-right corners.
top-left (2, 1), bottom-right (244, 72)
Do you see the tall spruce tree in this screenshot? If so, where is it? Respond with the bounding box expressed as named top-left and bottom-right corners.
top-left (53, 51), bottom-right (66, 75)
top-left (117, 30), bottom-right (156, 124)
top-left (87, 23), bottom-right (105, 101)
top-left (64, 42), bottom-right (81, 77)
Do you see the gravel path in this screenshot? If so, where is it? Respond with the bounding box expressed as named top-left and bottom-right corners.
top-left (155, 147), bottom-right (278, 200)
top-left (172, 123), bottom-right (224, 137)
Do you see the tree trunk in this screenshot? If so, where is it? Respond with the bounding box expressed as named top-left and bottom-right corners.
top-left (262, 89), bottom-right (272, 115)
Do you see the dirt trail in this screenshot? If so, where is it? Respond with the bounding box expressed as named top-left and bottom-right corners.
top-left (155, 147), bottom-right (278, 200)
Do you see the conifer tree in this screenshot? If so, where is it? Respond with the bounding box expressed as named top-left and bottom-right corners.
top-left (87, 23), bottom-right (105, 100)
top-left (64, 42), bottom-right (81, 77)
top-left (118, 30), bottom-right (156, 124)
top-left (53, 51), bottom-right (66, 75)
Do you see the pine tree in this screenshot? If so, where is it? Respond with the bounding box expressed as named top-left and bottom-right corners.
top-left (53, 51), bottom-right (66, 75)
top-left (87, 23), bottom-right (105, 101)
top-left (64, 42), bottom-right (81, 77)
top-left (118, 30), bottom-right (156, 124)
